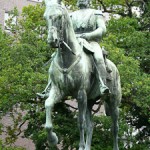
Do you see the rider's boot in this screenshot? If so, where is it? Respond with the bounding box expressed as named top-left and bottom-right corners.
top-left (99, 76), bottom-right (110, 95)
top-left (36, 81), bottom-right (51, 99)
top-left (94, 59), bottom-right (110, 95)
top-left (37, 91), bottom-right (49, 99)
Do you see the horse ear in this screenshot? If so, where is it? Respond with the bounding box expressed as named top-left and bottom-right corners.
top-left (44, 0), bottom-right (49, 5)
top-left (44, 0), bottom-right (62, 5)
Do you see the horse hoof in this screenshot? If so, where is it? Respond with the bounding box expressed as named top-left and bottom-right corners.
top-left (45, 124), bottom-right (52, 131)
top-left (79, 148), bottom-right (84, 150)
top-left (79, 146), bottom-right (84, 150)
top-left (47, 132), bottom-right (58, 145)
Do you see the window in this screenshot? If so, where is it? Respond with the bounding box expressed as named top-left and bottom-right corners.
top-left (4, 11), bottom-right (17, 32)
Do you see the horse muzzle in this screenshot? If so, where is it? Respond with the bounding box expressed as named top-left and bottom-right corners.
top-left (47, 27), bottom-right (59, 48)
top-left (47, 38), bottom-right (59, 48)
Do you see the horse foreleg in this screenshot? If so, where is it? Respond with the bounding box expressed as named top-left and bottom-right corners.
top-left (45, 86), bottom-right (62, 145)
top-left (85, 103), bottom-right (93, 150)
top-left (77, 89), bottom-right (87, 150)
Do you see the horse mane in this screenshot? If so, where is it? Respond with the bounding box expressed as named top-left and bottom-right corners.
top-left (44, 1), bottom-right (75, 40)
top-left (60, 5), bottom-right (74, 31)
top-left (45, 2), bottom-right (72, 27)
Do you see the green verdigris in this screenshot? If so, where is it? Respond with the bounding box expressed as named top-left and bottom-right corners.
top-left (41, 0), bottom-right (121, 150)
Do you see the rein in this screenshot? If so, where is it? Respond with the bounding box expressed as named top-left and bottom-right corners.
top-left (46, 4), bottom-right (81, 74)
top-left (53, 54), bottom-right (81, 74)
top-left (58, 7), bottom-right (76, 55)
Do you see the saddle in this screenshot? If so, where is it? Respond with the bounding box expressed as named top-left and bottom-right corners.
top-left (78, 38), bottom-right (95, 54)
top-left (78, 38), bottom-right (112, 80)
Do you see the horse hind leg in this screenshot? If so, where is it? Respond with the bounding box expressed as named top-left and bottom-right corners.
top-left (85, 102), bottom-right (93, 150)
top-left (45, 86), bottom-right (63, 145)
top-left (77, 89), bottom-right (87, 150)
top-left (106, 95), bottom-right (120, 150)
top-left (111, 105), bottom-right (119, 150)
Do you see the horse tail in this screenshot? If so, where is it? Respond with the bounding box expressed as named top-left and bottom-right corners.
top-left (104, 59), bottom-right (122, 116)
top-left (106, 59), bottom-right (121, 99)
top-left (114, 66), bottom-right (122, 104)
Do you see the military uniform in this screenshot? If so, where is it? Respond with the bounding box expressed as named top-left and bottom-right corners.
top-left (70, 8), bottom-right (110, 94)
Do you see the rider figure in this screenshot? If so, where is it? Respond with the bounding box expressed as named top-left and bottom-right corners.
top-left (70, 0), bottom-right (110, 95)
top-left (37, 0), bottom-right (110, 98)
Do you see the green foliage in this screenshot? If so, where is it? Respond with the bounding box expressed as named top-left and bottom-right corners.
top-left (4, 7), bottom-right (19, 32)
top-left (0, 3), bottom-right (51, 111)
top-left (101, 2), bottom-right (150, 148)
top-left (0, 0), bottom-right (149, 150)
top-left (0, 4), bottom-right (52, 148)
top-left (140, 1), bottom-right (150, 31)
top-left (0, 139), bottom-right (25, 150)
top-left (92, 116), bottom-right (113, 150)
top-left (24, 102), bottom-right (80, 150)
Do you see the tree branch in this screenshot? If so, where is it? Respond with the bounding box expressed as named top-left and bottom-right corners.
top-left (15, 120), bottom-right (27, 136)
top-left (92, 100), bottom-right (103, 115)
top-left (97, 0), bottom-right (129, 17)
top-left (65, 102), bottom-right (78, 110)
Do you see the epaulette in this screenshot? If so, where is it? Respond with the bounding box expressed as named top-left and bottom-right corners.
top-left (94, 10), bottom-right (103, 16)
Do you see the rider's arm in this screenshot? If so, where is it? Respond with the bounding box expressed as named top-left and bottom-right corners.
top-left (91, 15), bottom-right (106, 39)
top-left (81, 12), bottom-right (106, 41)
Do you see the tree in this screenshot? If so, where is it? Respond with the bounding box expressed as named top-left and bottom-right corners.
top-left (0, 3), bottom-right (51, 148)
top-left (0, 1), bottom-right (149, 150)
top-left (100, 0), bottom-right (150, 148)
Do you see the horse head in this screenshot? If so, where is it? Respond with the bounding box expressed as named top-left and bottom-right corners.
top-left (44, 0), bottom-right (68, 48)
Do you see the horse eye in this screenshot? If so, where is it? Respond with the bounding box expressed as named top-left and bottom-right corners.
top-left (49, 16), bottom-right (52, 19)
top-left (58, 15), bottom-right (62, 20)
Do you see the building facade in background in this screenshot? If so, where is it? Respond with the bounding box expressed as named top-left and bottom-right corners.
top-left (0, 0), bottom-right (43, 30)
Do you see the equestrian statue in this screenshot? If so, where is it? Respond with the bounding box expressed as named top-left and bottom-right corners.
top-left (37, 0), bottom-right (122, 150)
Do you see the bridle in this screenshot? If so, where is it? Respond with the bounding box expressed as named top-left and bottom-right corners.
top-left (45, 4), bottom-right (82, 75)
top-left (46, 4), bottom-right (75, 55)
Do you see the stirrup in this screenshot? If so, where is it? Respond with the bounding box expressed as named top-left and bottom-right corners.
top-left (36, 92), bottom-right (46, 99)
top-left (100, 85), bottom-right (110, 95)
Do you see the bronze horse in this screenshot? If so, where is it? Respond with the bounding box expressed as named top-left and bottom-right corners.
top-left (43, 0), bottom-right (121, 150)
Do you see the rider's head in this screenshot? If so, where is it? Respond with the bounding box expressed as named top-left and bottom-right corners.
top-left (77, 0), bottom-right (91, 9)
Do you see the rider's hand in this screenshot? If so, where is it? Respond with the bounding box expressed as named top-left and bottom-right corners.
top-left (76, 34), bottom-right (82, 38)
top-left (80, 33), bottom-right (91, 40)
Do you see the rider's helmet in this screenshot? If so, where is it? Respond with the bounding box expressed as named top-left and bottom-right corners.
top-left (77, 0), bottom-right (91, 8)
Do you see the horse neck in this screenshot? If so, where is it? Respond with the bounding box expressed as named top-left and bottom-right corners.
top-left (57, 18), bottom-right (81, 68)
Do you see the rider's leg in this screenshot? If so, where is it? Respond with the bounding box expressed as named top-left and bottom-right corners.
top-left (37, 74), bottom-right (51, 98)
top-left (90, 42), bottom-right (110, 94)
top-left (36, 52), bottom-right (57, 99)
top-left (37, 81), bottom-right (51, 98)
